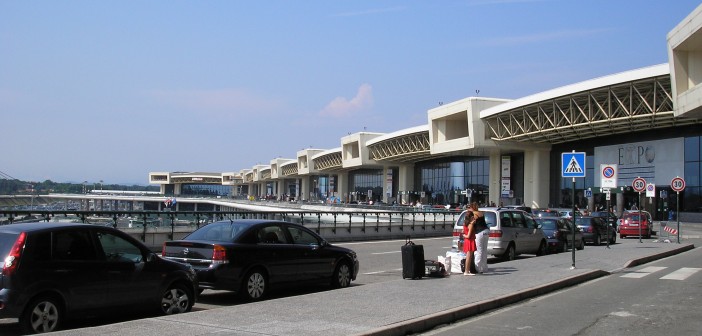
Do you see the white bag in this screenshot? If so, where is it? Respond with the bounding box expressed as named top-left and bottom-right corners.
top-left (445, 251), bottom-right (465, 274)
top-left (438, 256), bottom-right (451, 276)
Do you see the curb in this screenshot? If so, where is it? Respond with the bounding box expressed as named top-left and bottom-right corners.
top-left (622, 243), bottom-right (695, 268)
top-left (355, 269), bottom-right (608, 336)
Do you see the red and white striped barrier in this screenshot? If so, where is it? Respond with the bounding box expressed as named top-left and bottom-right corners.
top-left (663, 225), bottom-right (678, 235)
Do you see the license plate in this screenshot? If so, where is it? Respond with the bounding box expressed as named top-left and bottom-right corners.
top-left (630, 224), bottom-right (639, 226)
top-left (425, 266), bottom-right (436, 272)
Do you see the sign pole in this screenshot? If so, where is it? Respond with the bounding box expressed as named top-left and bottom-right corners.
top-left (638, 191), bottom-right (643, 244)
top-left (571, 177), bottom-right (576, 268)
top-left (605, 193), bottom-right (610, 249)
top-left (676, 191), bottom-right (680, 244)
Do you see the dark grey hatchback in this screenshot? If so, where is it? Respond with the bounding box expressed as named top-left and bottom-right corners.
top-left (0, 222), bottom-right (198, 334)
top-left (162, 219), bottom-right (359, 301)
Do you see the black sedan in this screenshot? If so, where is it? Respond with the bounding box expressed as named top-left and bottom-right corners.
top-left (162, 219), bottom-right (359, 301)
top-left (574, 216), bottom-right (616, 245)
top-left (535, 217), bottom-right (585, 253)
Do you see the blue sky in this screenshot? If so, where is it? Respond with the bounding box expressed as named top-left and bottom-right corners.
top-left (1, 0), bottom-right (700, 185)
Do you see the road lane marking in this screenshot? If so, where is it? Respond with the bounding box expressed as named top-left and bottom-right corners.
top-left (660, 267), bottom-right (702, 280)
top-left (620, 266), bottom-right (667, 278)
top-left (363, 268), bottom-right (402, 275)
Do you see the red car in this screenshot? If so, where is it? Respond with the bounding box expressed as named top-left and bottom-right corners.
top-left (619, 210), bottom-right (653, 239)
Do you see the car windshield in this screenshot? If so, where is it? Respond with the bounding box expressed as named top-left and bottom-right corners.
top-left (185, 221), bottom-right (253, 242)
top-left (536, 219), bottom-right (558, 230)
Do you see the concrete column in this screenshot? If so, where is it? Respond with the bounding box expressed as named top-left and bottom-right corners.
top-left (523, 149), bottom-right (550, 209)
top-left (398, 164), bottom-right (414, 204)
top-left (489, 152), bottom-right (502, 206)
top-left (381, 166), bottom-right (391, 203)
top-left (277, 180), bottom-right (285, 198)
top-left (337, 172), bottom-right (348, 202)
top-left (301, 177), bottom-right (310, 201)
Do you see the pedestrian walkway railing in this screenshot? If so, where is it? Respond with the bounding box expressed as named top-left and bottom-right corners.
top-left (0, 210), bottom-right (458, 246)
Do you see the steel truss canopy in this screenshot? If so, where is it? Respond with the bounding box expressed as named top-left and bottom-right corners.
top-left (482, 64), bottom-right (701, 144)
top-left (367, 126), bottom-right (431, 162)
top-left (313, 151), bottom-right (342, 171)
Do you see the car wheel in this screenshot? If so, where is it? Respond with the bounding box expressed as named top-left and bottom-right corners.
top-left (20, 295), bottom-right (62, 334)
top-left (502, 244), bottom-right (516, 261)
top-left (331, 261), bottom-right (352, 288)
top-left (577, 238), bottom-right (585, 250)
top-left (241, 268), bottom-right (267, 301)
top-left (160, 283), bottom-right (193, 315)
top-left (620, 234), bottom-right (625, 239)
top-left (536, 240), bottom-right (546, 256)
top-left (594, 234), bottom-right (601, 245)
top-left (609, 235), bottom-right (616, 244)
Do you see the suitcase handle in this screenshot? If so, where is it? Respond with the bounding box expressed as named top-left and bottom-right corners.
top-left (404, 236), bottom-right (414, 246)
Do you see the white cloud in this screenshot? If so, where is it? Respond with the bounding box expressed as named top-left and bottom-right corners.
top-left (319, 84), bottom-right (374, 118)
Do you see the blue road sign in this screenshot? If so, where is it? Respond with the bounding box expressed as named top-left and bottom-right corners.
top-left (562, 152), bottom-right (586, 178)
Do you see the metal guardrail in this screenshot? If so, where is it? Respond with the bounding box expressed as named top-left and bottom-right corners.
top-left (1, 210), bottom-right (461, 244)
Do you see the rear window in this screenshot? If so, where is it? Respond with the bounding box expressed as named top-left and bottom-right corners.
top-left (537, 219), bottom-right (558, 230)
top-left (185, 221), bottom-right (253, 242)
top-left (574, 218), bottom-right (592, 226)
top-left (484, 212), bottom-right (496, 228)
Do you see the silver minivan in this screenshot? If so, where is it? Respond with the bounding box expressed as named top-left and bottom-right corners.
top-left (452, 207), bottom-right (547, 261)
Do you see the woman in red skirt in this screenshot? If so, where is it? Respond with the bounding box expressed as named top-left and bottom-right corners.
top-left (463, 211), bottom-right (477, 275)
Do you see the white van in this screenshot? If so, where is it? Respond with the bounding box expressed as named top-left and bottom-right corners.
top-left (452, 207), bottom-right (547, 261)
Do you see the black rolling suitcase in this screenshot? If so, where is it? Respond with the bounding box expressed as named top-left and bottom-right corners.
top-left (401, 238), bottom-right (424, 279)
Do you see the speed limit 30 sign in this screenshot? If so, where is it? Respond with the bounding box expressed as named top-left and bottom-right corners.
top-left (632, 177), bottom-right (646, 193)
top-left (671, 177), bottom-right (686, 192)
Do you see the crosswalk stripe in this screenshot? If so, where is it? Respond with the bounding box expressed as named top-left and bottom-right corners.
top-left (660, 267), bottom-right (702, 280)
top-left (620, 266), bottom-right (667, 278)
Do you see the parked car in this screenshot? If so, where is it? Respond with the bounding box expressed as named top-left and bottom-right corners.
top-left (452, 207), bottom-right (547, 261)
top-left (162, 219), bottom-right (359, 301)
top-left (551, 208), bottom-right (583, 219)
top-left (590, 211), bottom-right (618, 231)
top-left (533, 209), bottom-right (561, 218)
top-left (535, 217), bottom-right (585, 252)
top-left (619, 210), bottom-right (654, 239)
top-left (574, 216), bottom-right (615, 245)
top-left (0, 222), bottom-right (197, 334)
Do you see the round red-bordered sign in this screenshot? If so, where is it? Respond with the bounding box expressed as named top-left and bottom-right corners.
top-left (632, 177), bottom-right (646, 192)
top-left (671, 177), bottom-right (685, 192)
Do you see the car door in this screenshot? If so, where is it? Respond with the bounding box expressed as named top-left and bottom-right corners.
top-left (283, 224), bottom-right (336, 281)
top-left (32, 229), bottom-right (109, 312)
top-left (512, 212), bottom-right (541, 253)
top-left (255, 224), bottom-right (301, 284)
top-left (95, 229), bottom-right (162, 308)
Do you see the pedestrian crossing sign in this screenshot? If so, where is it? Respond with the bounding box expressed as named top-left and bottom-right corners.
top-left (562, 152), bottom-right (586, 178)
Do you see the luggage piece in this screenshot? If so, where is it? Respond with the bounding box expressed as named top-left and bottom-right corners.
top-left (424, 260), bottom-right (447, 278)
top-left (401, 238), bottom-right (425, 279)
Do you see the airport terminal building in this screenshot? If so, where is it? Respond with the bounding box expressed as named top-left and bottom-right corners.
top-left (150, 5), bottom-right (702, 221)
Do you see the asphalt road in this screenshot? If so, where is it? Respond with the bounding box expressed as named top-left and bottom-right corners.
top-left (421, 240), bottom-right (702, 336)
top-left (2, 226), bottom-right (699, 335)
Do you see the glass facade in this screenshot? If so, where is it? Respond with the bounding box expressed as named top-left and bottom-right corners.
top-left (181, 184), bottom-right (230, 197)
top-left (684, 136), bottom-right (701, 212)
top-left (414, 157), bottom-right (489, 205)
top-left (349, 169), bottom-right (383, 203)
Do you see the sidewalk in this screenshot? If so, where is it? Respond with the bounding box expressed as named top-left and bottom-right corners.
top-left (51, 239), bottom-right (696, 336)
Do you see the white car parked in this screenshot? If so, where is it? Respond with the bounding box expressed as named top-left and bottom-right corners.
top-left (452, 207), bottom-right (548, 261)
